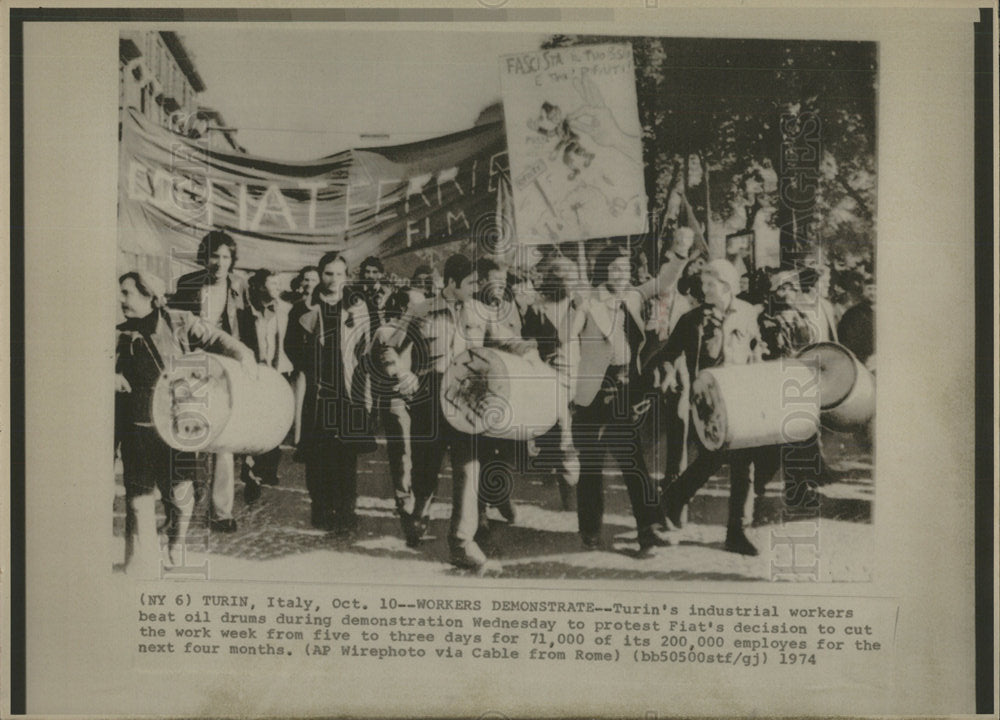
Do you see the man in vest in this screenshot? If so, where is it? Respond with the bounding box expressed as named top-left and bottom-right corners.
top-left (294, 252), bottom-right (375, 535)
top-left (573, 245), bottom-right (674, 556)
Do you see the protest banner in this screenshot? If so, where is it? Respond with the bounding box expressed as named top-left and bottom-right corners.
top-left (118, 108), bottom-right (511, 281)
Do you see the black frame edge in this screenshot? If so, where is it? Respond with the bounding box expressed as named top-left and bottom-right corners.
top-left (973, 5), bottom-right (996, 717)
top-left (9, 7), bottom-right (27, 718)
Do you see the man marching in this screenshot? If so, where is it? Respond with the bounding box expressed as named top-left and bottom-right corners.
top-left (241, 269), bottom-right (294, 502)
top-left (116, 271), bottom-right (255, 575)
top-left (169, 230), bottom-right (251, 533)
top-left (654, 259), bottom-right (765, 555)
top-left (573, 245), bottom-right (673, 556)
top-left (293, 251), bottom-right (375, 535)
top-left (380, 253), bottom-right (537, 573)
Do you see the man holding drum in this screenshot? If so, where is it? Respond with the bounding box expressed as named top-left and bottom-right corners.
top-left (654, 258), bottom-right (765, 556)
top-left (381, 253), bottom-right (537, 573)
top-left (169, 230), bottom-right (252, 534)
top-left (116, 271), bottom-right (255, 575)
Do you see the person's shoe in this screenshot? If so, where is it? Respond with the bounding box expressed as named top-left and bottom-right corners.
top-left (660, 493), bottom-right (685, 530)
top-left (724, 528), bottom-right (759, 556)
top-left (497, 499), bottom-right (517, 524)
top-left (210, 518), bottom-right (237, 533)
top-left (405, 516), bottom-right (429, 547)
top-left (580, 533), bottom-right (602, 551)
top-left (637, 525), bottom-right (675, 556)
top-left (449, 542), bottom-right (490, 572)
top-left (401, 513), bottom-right (426, 548)
top-left (243, 478), bottom-right (262, 504)
top-left (332, 513), bottom-right (360, 537)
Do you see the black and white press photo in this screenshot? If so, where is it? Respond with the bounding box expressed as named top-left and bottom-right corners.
top-left (13, 5), bottom-right (993, 717)
top-left (113, 27), bottom-right (878, 583)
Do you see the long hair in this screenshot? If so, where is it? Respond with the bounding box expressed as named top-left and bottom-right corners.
top-left (249, 268), bottom-right (275, 310)
top-left (291, 264), bottom-right (319, 293)
top-left (119, 270), bottom-right (166, 309)
top-left (197, 230), bottom-right (238, 268)
top-left (591, 244), bottom-right (629, 288)
top-left (442, 253), bottom-right (473, 289)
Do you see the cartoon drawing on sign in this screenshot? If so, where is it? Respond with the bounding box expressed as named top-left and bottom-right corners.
top-left (502, 45), bottom-right (648, 243)
top-left (527, 100), bottom-right (595, 180)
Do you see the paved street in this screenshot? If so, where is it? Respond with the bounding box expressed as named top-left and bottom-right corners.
top-left (113, 425), bottom-right (874, 583)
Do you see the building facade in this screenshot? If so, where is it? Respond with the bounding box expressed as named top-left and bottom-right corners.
top-left (119, 30), bottom-right (243, 152)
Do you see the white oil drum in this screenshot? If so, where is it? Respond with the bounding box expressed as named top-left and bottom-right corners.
top-left (690, 360), bottom-right (822, 451)
top-left (151, 353), bottom-right (294, 454)
top-left (796, 342), bottom-right (875, 430)
top-left (441, 347), bottom-right (560, 441)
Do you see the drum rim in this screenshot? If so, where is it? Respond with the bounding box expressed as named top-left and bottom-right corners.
top-left (797, 341), bottom-right (858, 410)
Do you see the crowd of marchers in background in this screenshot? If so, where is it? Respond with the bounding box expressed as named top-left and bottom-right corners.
top-left (115, 228), bottom-right (875, 577)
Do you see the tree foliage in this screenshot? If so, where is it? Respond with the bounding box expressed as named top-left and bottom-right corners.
top-left (543, 34), bottom-right (877, 270)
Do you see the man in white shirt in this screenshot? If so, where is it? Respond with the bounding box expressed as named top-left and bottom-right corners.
top-left (573, 245), bottom-right (673, 556)
top-left (242, 269), bottom-right (293, 502)
top-left (169, 231), bottom-right (250, 533)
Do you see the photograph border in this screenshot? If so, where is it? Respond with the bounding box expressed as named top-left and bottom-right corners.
top-left (6, 5), bottom-right (997, 717)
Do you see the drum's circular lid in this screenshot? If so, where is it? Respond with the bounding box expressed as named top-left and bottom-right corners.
top-left (441, 347), bottom-right (512, 436)
top-left (691, 371), bottom-right (726, 452)
top-left (151, 353), bottom-right (232, 452)
top-left (798, 342), bottom-right (858, 409)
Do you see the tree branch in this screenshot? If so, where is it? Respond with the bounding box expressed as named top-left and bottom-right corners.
top-left (836, 172), bottom-right (873, 220)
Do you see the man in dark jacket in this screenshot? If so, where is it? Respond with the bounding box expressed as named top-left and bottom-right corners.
top-left (838, 280), bottom-right (875, 367)
top-left (116, 271), bottom-right (254, 576)
top-left (293, 251), bottom-right (374, 535)
top-left (572, 245), bottom-right (672, 556)
top-left (654, 259), bottom-right (765, 556)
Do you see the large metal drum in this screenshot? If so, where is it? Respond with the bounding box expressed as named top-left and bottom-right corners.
top-left (151, 353), bottom-right (294, 454)
top-left (796, 342), bottom-right (875, 430)
top-left (690, 360), bottom-right (822, 451)
top-left (441, 347), bottom-right (560, 441)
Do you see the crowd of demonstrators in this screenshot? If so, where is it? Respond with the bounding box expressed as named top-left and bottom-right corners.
top-left (116, 227), bottom-right (874, 574)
